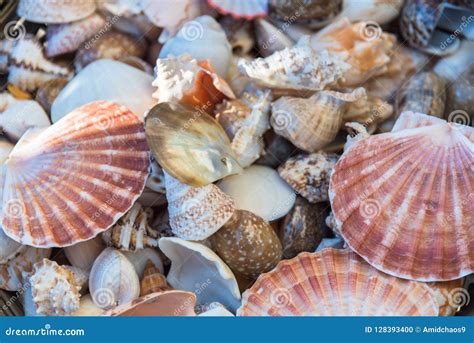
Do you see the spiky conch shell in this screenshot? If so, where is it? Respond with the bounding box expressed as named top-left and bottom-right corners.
top-left (17, 0), bottom-right (97, 23)
top-left (140, 261), bottom-right (171, 296)
top-left (237, 249), bottom-right (439, 316)
top-left (238, 36), bottom-right (350, 91)
top-left (29, 259), bottom-right (83, 316)
top-left (164, 172), bottom-right (235, 241)
top-left (1, 101), bottom-right (150, 248)
top-left (329, 111), bottom-right (474, 281)
top-left (208, 0), bottom-right (268, 19)
top-left (153, 54), bottom-right (235, 113)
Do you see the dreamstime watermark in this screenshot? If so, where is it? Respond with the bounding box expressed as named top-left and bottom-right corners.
top-left (5, 324), bottom-right (84, 337)
top-left (440, 15), bottom-right (474, 51)
top-left (271, 110), bottom-right (293, 132)
top-left (3, 20), bottom-right (26, 41)
top-left (180, 20), bottom-right (204, 41)
top-left (448, 288), bottom-right (470, 309)
top-left (260, 8), bottom-right (302, 51)
top-left (83, 15), bottom-right (120, 50)
top-left (92, 288), bottom-right (116, 310)
top-left (270, 288), bottom-right (292, 308)
top-left (359, 21), bottom-right (382, 41)
top-left (447, 110), bottom-right (471, 126)
top-left (359, 198), bottom-right (381, 220)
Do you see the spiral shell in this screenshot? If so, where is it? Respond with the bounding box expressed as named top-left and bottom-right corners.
top-left (140, 261), bottom-right (171, 296)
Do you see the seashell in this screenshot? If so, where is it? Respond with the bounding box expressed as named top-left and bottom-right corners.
top-left (218, 165), bottom-right (295, 221)
top-left (98, 0), bottom-right (143, 17)
top-left (396, 72), bottom-right (446, 118)
top-left (343, 122), bottom-right (371, 151)
top-left (271, 88), bottom-right (366, 152)
top-left (102, 203), bottom-right (159, 252)
top-left (254, 18), bottom-right (293, 58)
top-left (329, 111), bottom-right (474, 281)
top-left (278, 152), bottom-right (339, 203)
top-left (2, 101), bottom-right (150, 248)
top-left (71, 294), bottom-right (105, 316)
top-left (0, 289), bottom-right (23, 316)
top-left (310, 18), bottom-right (396, 87)
top-left (89, 248), bottom-right (140, 310)
top-left (434, 41), bottom-right (474, 82)
top-left (445, 67), bottom-right (473, 124)
top-left (64, 265), bottom-right (89, 292)
top-left (17, 0), bottom-right (96, 23)
top-left (0, 99), bottom-right (50, 142)
top-left (29, 259), bottom-right (82, 316)
top-left (0, 247), bottom-right (51, 291)
top-left (64, 236), bottom-right (105, 272)
top-left (342, 91), bottom-right (393, 131)
top-left (160, 15), bottom-right (231, 76)
top-left (104, 290), bottom-right (197, 316)
top-left (159, 237), bottom-right (241, 311)
top-left (208, 0), bottom-right (268, 19)
top-left (219, 17), bottom-right (255, 55)
top-left (316, 237), bottom-right (346, 251)
top-left (194, 301), bottom-right (226, 315)
top-left (140, 261), bottom-right (171, 296)
top-left (111, 13), bottom-right (161, 41)
top-left (145, 102), bottom-right (242, 187)
top-left (238, 249), bottom-right (439, 316)
top-left (238, 36), bottom-right (349, 91)
top-left (164, 172), bottom-right (235, 241)
top-left (279, 197), bottom-right (328, 260)
top-left (210, 209), bottom-right (282, 279)
top-left (74, 32), bottom-right (147, 72)
top-left (0, 227), bottom-right (24, 265)
top-left (427, 279), bottom-right (466, 316)
top-left (52, 59), bottom-right (155, 122)
top-left (22, 275), bottom-right (43, 316)
top-left (7, 36), bottom-right (72, 92)
top-left (268, 0), bottom-right (342, 28)
top-left (197, 304), bottom-right (234, 316)
top-left (122, 248), bottom-right (164, 278)
top-left (118, 56), bottom-right (153, 75)
top-left (256, 131), bottom-right (296, 168)
top-left (338, 0), bottom-right (404, 24)
top-left (152, 54), bottom-right (235, 113)
top-left (35, 77), bottom-right (68, 115)
top-left (137, 158), bottom-right (167, 208)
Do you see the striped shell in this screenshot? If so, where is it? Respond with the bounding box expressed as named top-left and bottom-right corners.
top-left (1, 101), bottom-right (150, 248)
top-left (238, 249), bottom-right (439, 316)
top-left (140, 261), bottom-right (170, 296)
top-left (329, 111), bottom-right (474, 281)
top-left (17, 0), bottom-right (97, 23)
top-left (208, 0), bottom-right (268, 19)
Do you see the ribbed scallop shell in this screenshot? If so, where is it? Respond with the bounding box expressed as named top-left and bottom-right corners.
top-left (208, 0), bottom-right (268, 19)
top-left (165, 172), bottom-right (235, 241)
top-left (329, 112), bottom-right (474, 281)
top-left (17, 0), bottom-right (97, 23)
top-left (238, 249), bottom-right (439, 316)
top-left (1, 101), bottom-right (150, 248)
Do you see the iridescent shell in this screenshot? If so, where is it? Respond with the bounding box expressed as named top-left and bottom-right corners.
top-left (1, 101), bottom-right (150, 248)
top-left (208, 0), bottom-right (268, 19)
top-left (164, 172), bottom-right (234, 241)
top-left (238, 249), bottom-right (439, 316)
top-left (17, 0), bottom-right (96, 23)
top-left (210, 210), bottom-right (282, 279)
top-left (140, 261), bottom-right (171, 296)
top-left (329, 111), bottom-right (474, 281)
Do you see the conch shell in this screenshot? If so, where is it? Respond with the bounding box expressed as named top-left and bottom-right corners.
top-left (140, 261), bottom-right (171, 296)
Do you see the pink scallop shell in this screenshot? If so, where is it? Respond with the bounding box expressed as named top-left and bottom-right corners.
top-left (208, 0), bottom-right (268, 19)
top-left (238, 249), bottom-right (439, 316)
top-left (1, 101), bottom-right (150, 248)
top-left (329, 112), bottom-right (474, 281)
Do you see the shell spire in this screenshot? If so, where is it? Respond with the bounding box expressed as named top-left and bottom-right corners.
top-left (140, 261), bottom-right (171, 296)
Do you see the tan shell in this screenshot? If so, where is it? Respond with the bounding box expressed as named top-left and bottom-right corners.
top-left (271, 88), bottom-right (365, 152)
top-left (238, 249), bottom-right (439, 316)
top-left (210, 210), bottom-right (282, 279)
top-left (165, 172), bottom-right (235, 241)
top-left (427, 279), bottom-right (466, 316)
top-left (329, 111), bottom-right (474, 281)
top-left (17, 0), bottom-right (97, 23)
top-left (140, 261), bottom-right (171, 296)
top-left (64, 236), bottom-right (105, 271)
top-left (102, 203), bottom-right (159, 252)
top-left (342, 92), bottom-right (393, 132)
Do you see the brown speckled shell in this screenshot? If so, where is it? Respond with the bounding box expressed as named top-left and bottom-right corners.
top-left (210, 210), bottom-right (282, 279)
top-left (238, 249), bottom-right (439, 316)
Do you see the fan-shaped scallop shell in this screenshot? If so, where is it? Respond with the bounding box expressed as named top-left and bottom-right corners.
top-left (208, 0), bottom-right (268, 19)
top-left (17, 0), bottom-right (97, 23)
top-left (1, 101), bottom-right (150, 248)
top-left (329, 111), bottom-right (474, 281)
top-left (238, 249), bottom-right (439, 316)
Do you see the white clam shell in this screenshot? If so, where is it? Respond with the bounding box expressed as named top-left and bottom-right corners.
top-left (64, 236), bottom-right (106, 271)
top-left (159, 237), bottom-right (241, 312)
top-left (122, 248), bottom-right (164, 278)
top-left (218, 165), bottom-right (295, 221)
top-left (51, 59), bottom-right (156, 122)
top-left (89, 248), bottom-right (140, 310)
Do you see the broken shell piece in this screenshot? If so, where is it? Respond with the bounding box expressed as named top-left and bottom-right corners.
top-left (17, 0), bottom-right (96, 23)
top-left (238, 36), bottom-right (349, 91)
top-left (153, 54), bottom-right (235, 113)
top-left (64, 236), bottom-right (105, 272)
top-left (29, 259), bottom-right (82, 316)
top-left (338, 0), bottom-right (403, 24)
top-left (238, 249), bottom-right (439, 316)
top-left (210, 209), bottom-right (282, 279)
top-left (122, 248), bottom-right (164, 279)
top-left (342, 92), bottom-right (393, 131)
top-left (427, 279), bottom-right (466, 316)
top-left (208, 0), bottom-right (268, 19)
top-left (160, 15), bottom-right (231, 76)
top-left (71, 294), bottom-right (105, 316)
top-left (329, 111), bottom-right (474, 281)
top-left (2, 101), bottom-right (150, 248)
top-left (254, 18), bottom-right (293, 57)
top-left (35, 77), bottom-right (68, 114)
top-left (89, 248), bottom-right (140, 310)
top-left (218, 165), bottom-right (296, 222)
top-left (343, 122), bottom-right (370, 151)
top-left (145, 102), bottom-right (242, 187)
top-left (165, 172), bottom-right (235, 241)
top-left (102, 203), bottom-right (159, 252)
top-left (278, 152), bottom-right (339, 203)
top-left (159, 237), bottom-right (241, 311)
top-left (46, 13), bottom-right (106, 57)
top-left (271, 88), bottom-right (366, 152)
top-left (140, 261), bottom-right (171, 296)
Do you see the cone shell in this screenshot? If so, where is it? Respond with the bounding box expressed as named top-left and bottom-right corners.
top-left (140, 261), bottom-right (171, 296)
top-left (1, 101), bottom-right (150, 248)
top-left (329, 112), bottom-right (474, 281)
top-left (210, 210), bottom-right (282, 279)
top-left (165, 172), bottom-right (235, 241)
top-left (17, 0), bottom-right (97, 23)
top-left (238, 249), bottom-right (439, 316)
top-left (208, 0), bottom-right (268, 19)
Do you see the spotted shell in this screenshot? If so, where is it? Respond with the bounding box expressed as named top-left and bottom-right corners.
top-left (238, 249), bottom-right (439, 316)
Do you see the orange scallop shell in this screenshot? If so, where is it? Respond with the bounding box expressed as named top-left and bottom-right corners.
top-left (238, 249), bottom-right (439, 316)
top-left (329, 112), bottom-right (474, 281)
top-left (1, 101), bottom-right (150, 248)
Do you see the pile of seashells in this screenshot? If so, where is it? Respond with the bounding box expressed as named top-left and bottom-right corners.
top-left (0, 0), bottom-right (472, 317)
